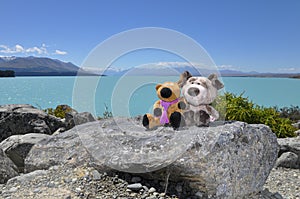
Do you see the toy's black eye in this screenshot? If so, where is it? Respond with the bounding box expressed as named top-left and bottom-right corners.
top-left (191, 82), bottom-right (194, 84)
top-left (197, 82), bottom-right (200, 85)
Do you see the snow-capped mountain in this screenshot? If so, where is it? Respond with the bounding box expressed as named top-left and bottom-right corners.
top-left (0, 56), bottom-right (17, 62)
top-left (82, 63), bottom-right (246, 76)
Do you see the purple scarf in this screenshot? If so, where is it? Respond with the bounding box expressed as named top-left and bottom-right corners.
top-left (160, 98), bottom-right (179, 124)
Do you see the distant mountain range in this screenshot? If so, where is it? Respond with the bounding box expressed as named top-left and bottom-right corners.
top-left (0, 56), bottom-right (299, 78)
top-left (0, 56), bottom-right (84, 76)
top-left (82, 65), bottom-right (247, 76)
top-left (83, 65), bottom-right (300, 78)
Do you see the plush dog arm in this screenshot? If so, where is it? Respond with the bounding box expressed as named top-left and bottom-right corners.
top-left (177, 97), bottom-right (187, 110)
top-left (206, 105), bottom-right (219, 122)
top-left (153, 100), bottom-right (162, 117)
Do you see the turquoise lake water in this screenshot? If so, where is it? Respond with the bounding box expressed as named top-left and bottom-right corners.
top-left (0, 76), bottom-right (299, 117)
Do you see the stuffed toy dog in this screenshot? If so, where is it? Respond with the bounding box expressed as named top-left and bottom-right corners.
top-left (142, 81), bottom-right (185, 130)
top-left (178, 71), bottom-right (224, 127)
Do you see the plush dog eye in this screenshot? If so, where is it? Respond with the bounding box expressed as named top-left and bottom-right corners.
top-left (191, 82), bottom-right (194, 84)
top-left (197, 83), bottom-right (200, 85)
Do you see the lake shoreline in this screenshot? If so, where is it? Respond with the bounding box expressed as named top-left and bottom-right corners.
top-left (0, 72), bottom-right (298, 79)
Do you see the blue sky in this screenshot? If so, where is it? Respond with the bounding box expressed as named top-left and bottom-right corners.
top-left (0, 0), bottom-right (299, 73)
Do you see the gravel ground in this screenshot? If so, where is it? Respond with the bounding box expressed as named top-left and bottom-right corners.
top-left (0, 164), bottom-right (179, 199)
top-left (0, 165), bottom-right (298, 199)
top-left (264, 168), bottom-right (300, 199)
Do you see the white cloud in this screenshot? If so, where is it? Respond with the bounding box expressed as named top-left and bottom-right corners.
top-left (0, 44), bottom-right (18, 53)
top-left (0, 44), bottom-right (67, 56)
top-left (280, 67), bottom-right (295, 71)
top-left (26, 46), bottom-right (47, 54)
top-left (137, 61), bottom-right (212, 69)
top-left (54, 49), bottom-right (67, 55)
top-left (0, 44), bottom-right (48, 55)
top-left (278, 67), bottom-right (300, 72)
top-left (15, 44), bottom-right (24, 52)
top-left (217, 65), bottom-right (240, 70)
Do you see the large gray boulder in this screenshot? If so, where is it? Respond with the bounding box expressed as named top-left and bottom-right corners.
top-left (0, 133), bottom-right (50, 172)
top-left (25, 118), bottom-right (278, 198)
top-left (276, 136), bottom-right (300, 169)
top-left (25, 129), bottom-right (93, 173)
top-left (0, 104), bottom-right (65, 142)
top-left (276, 152), bottom-right (299, 169)
top-left (54, 104), bottom-right (96, 130)
top-left (65, 111), bottom-right (96, 130)
top-left (0, 148), bottom-right (18, 183)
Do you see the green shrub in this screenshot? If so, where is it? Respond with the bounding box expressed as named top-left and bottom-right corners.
top-left (44, 105), bottom-right (73, 119)
top-left (213, 92), bottom-right (297, 138)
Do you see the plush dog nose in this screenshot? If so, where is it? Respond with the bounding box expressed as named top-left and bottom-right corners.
top-left (188, 87), bottom-right (200, 96)
top-left (160, 87), bottom-right (172, 98)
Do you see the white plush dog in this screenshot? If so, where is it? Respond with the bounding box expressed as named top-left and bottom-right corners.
top-left (178, 71), bottom-right (224, 127)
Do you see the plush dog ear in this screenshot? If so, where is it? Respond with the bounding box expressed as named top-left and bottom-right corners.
top-left (208, 74), bottom-right (224, 90)
top-left (178, 71), bottom-right (192, 88)
top-left (156, 84), bottom-right (162, 90)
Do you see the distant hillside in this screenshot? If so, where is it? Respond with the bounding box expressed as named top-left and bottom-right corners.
top-left (83, 65), bottom-right (300, 78)
top-left (290, 75), bottom-right (300, 79)
top-left (0, 70), bottom-right (15, 77)
top-left (0, 56), bottom-right (84, 76)
top-left (83, 65), bottom-right (235, 76)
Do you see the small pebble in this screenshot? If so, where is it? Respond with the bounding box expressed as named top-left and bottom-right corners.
top-left (130, 192), bottom-right (137, 197)
top-left (33, 188), bottom-right (40, 193)
top-left (141, 194), bottom-right (148, 199)
top-left (47, 181), bottom-right (55, 188)
top-left (149, 187), bottom-right (156, 193)
top-left (273, 192), bottom-right (284, 199)
top-left (75, 187), bottom-right (82, 192)
top-left (127, 183), bottom-right (143, 191)
top-left (153, 192), bottom-right (159, 196)
top-left (142, 185), bottom-right (149, 192)
top-left (91, 170), bottom-right (101, 180)
top-left (195, 191), bottom-right (204, 197)
top-left (64, 178), bottom-right (72, 183)
top-left (72, 178), bottom-right (77, 183)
